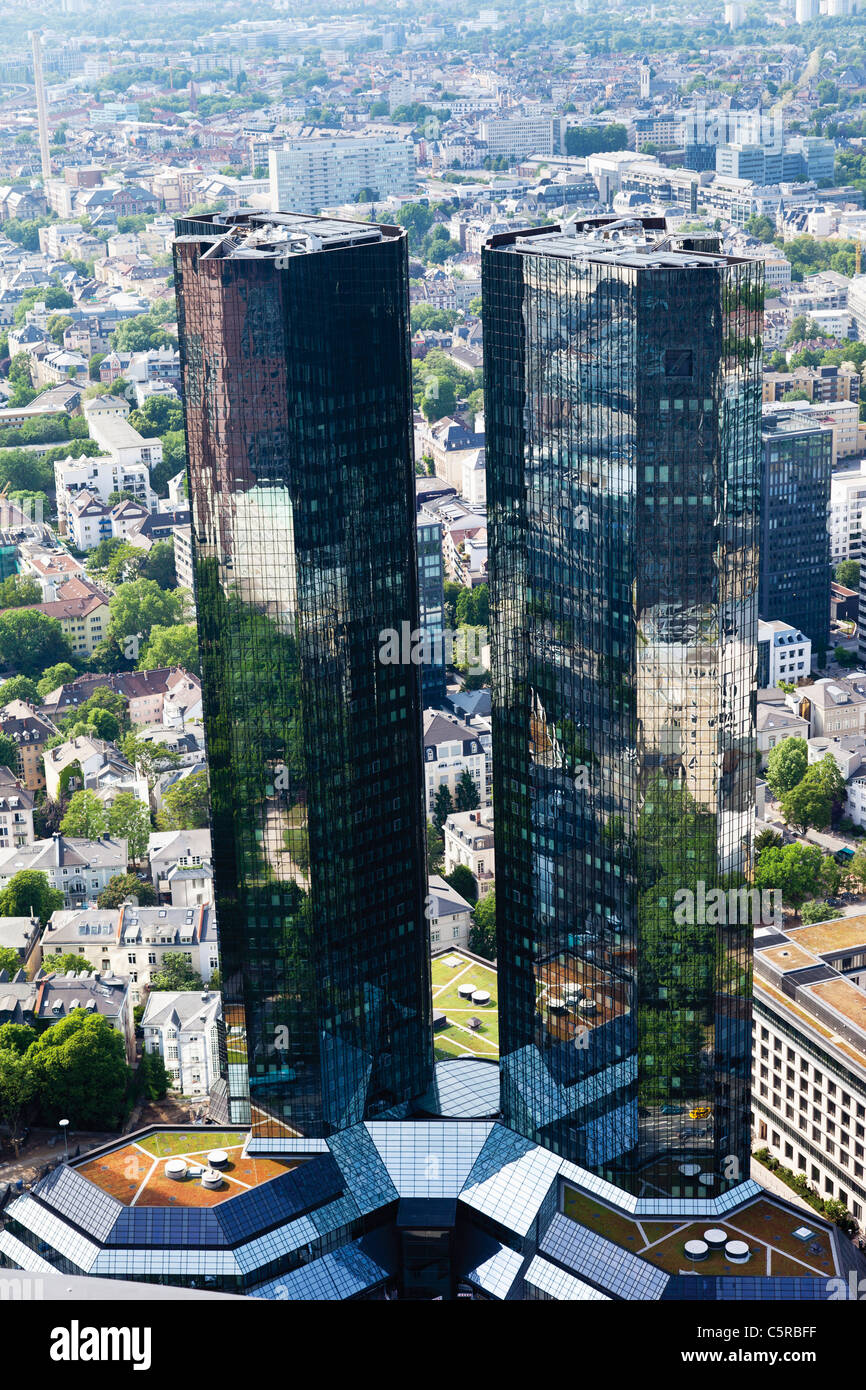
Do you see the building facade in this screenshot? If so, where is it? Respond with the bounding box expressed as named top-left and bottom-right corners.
top-left (760, 410), bottom-right (832, 665)
top-left (484, 216), bottom-right (762, 1197)
top-left (174, 210), bottom-right (432, 1135)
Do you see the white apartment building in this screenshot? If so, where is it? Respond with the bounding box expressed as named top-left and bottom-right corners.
top-left (0, 766), bottom-right (35, 849)
top-left (142, 988), bottom-right (222, 1096)
top-left (0, 834), bottom-right (127, 907)
top-left (753, 916), bottom-right (866, 1230)
top-left (830, 463), bottom-right (866, 564)
top-left (269, 137), bottom-right (416, 213)
top-left (55, 456), bottom-right (156, 537)
top-left (41, 903), bottom-right (218, 1006)
top-left (423, 710), bottom-right (488, 815)
top-left (443, 806), bottom-right (494, 899)
top-left (478, 115), bottom-right (555, 159)
top-left (758, 619), bottom-right (812, 686)
top-left (173, 524), bottom-right (194, 590)
top-left (426, 874), bottom-right (473, 952)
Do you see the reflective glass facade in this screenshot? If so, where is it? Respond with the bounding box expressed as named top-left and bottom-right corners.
top-left (759, 411), bottom-right (832, 666)
top-left (174, 212), bottom-right (432, 1137)
top-left (417, 518), bottom-right (447, 706)
top-left (483, 219), bottom-right (762, 1198)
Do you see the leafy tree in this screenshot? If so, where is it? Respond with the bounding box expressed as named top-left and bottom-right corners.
top-left (433, 784), bottom-right (453, 832)
top-left (0, 870), bottom-right (64, 923)
top-left (0, 1022), bottom-right (36, 1056)
top-left (456, 585), bottom-right (489, 627)
top-left (85, 537), bottom-right (125, 573)
top-left (754, 827), bottom-right (783, 856)
top-left (455, 768), bottom-right (480, 812)
top-left (61, 790), bottom-right (108, 841)
top-left (835, 560), bottom-right (860, 590)
top-left (446, 862), bottom-right (478, 904)
top-left (0, 609), bottom-right (72, 675)
top-left (107, 792), bottom-right (151, 864)
top-left (143, 541), bottom-right (177, 590)
top-left (121, 733), bottom-right (180, 783)
top-left (426, 820), bottom-right (444, 875)
top-left (0, 945), bottom-right (23, 976)
top-left (564, 123), bottom-right (628, 157)
top-left (0, 575), bottom-right (41, 608)
top-left (105, 542), bottom-right (146, 584)
top-left (137, 623), bottom-right (199, 675)
top-left (834, 645), bottom-right (859, 668)
top-left (800, 899), bottom-right (835, 924)
top-left (0, 675), bottom-right (39, 704)
top-left (29, 1009), bottom-right (129, 1129)
top-left (150, 951), bottom-right (204, 992)
top-left (158, 770), bottom-right (209, 830)
top-left (744, 213), bottom-right (776, 241)
top-left (107, 579), bottom-right (185, 649)
top-left (0, 1047), bottom-right (36, 1154)
top-left (753, 842), bottom-right (824, 909)
top-left (780, 765), bottom-right (835, 834)
top-left (820, 855), bottom-right (844, 899)
top-left (421, 374), bottom-right (457, 422)
top-left (765, 737), bottom-right (808, 797)
top-left (111, 313), bottom-right (175, 353)
top-left (138, 1046), bottom-right (172, 1100)
top-left (468, 890), bottom-right (495, 959)
top-left (42, 951), bottom-right (95, 974)
top-left (97, 873), bottom-right (157, 908)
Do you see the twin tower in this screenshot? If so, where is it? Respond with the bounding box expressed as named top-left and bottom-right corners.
top-left (173, 210), bottom-right (763, 1202)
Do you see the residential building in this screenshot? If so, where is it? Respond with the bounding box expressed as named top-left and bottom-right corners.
top-left (478, 116), bottom-right (555, 160)
top-left (0, 967), bottom-right (135, 1060)
top-left (44, 735), bottom-right (134, 803)
top-left (0, 765), bottom-right (35, 849)
top-left (174, 210), bottom-right (431, 1133)
top-left (39, 668), bottom-right (202, 730)
top-left (761, 410), bottom-right (832, 663)
top-left (0, 834), bottom-right (127, 907)
top-left (41, 903), bottom-right (217, 1006)
top-left (147, 828), bottom-right (213, 907)
top-left (426, 874), bottom-right (474, 952)
top-left (55, 454), bottom-right (156, 537)
top-left (757, 619), bottom-right (812, 687)
top-left (799, 675), bottom-right (866, 738)
top-left (5, 578), bottom-right (110, 658)
top-left (443, 806), bottom-right (494, 899)
top-left (762, 365), bottom-right (860, 407)
top-left (268, 138), bottom-right (416, 213)
top-left (423, 709), bottom-right (488, 816)
top-left (141, 988), bottom-right (222, 1096)
top-left (483, 217), bottom-right (760, 1193)
top-left (0, 700), bottom-right (57, 791)
top-left (0, 915), bottom-right (39, 970)
top-left (757, 700), bottom-right (810, 768)
top-left (831, 461), bottom-right (866, 565)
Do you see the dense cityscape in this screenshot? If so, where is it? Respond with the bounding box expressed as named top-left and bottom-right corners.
top-left (2, 0), bottom-right (866, 1348)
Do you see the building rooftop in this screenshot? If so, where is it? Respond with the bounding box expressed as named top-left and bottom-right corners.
top-left (492, 216), bottom-right (732, 268)
top-left (184, 210), bottom-right (395, 261)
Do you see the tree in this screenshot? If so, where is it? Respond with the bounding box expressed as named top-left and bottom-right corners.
top-left (800, 899), bottom-right (835, 924)
top-left (0, 731), bottom-right (20, 772)
top-left (446, 862), bottom-right (478, 904)
top-left (29, 1010), bottom-right (129, 1129)
top-left (0, 608), bottom-right (72, 675)
top-left (107, 579), bottom-right (185, 650)
top-left (105, 542), bottom-right (146, 584)
top-left (97, 873), bottom-right (157, 908)
top-left (0, 1047), bottom-right (36, 1154)
top-left (433, 784), bottom-right (453, 832)
top-left (137, 623), bottom-right (199, 676)
top-left (765, 737), bottom-right (808, 797)
top-left (0, 674), bottom-right (39, 704)
top-left (0, 870), bottom-right (64, 923)
top-left (107, 793), bottom-right (151, 864)
top-left (61, 790), bottom-right (108, 841)
top-left (143, 540), bottom-right (176, 590)
top-left (42, 951), bottom-right (95, 974)
top-left (158, 770), bottom-right (209, 830)
top-left (139, 1046), bottom-right (171, 1100)
top-left (0, 1022), bottom-right (36, 1056)
top-left (564, 123), bottom-right (628, 157)
top-left (455, 768), bottom-right (480, 812)
top-left (150, 952), bottom-right (203, 992)
top-left (836, 560), bottom-right (860, 590)
top-left (426, 819), bottom-right (444, 875)
top-left (36, 662), bottom-right (78, 701)
top-left (753, 842), bottom-right (824, 910)
top-left (755, 827), bottom-right (783, 856)
top-left (0, 945), bottom-right (23, 976)
top-left (0, 574), bottom-right (41, 608)
top-left (780, 766), bottom-right (834, 834)
top-left (468, 890), bottom-right (495, 960)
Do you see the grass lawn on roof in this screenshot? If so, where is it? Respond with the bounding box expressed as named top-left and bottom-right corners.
top-left (135, 1130), bottom-right (246, 1158)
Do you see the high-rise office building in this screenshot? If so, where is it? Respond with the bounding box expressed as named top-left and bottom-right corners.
top-left (173, 210), bottom-right (432, 1136)
top-left (484, 216), bottom-right (762, 1199)
top-left (417, 517), bottom-right (447, 706)
top-left (760, 409), bottom-right (832, 667)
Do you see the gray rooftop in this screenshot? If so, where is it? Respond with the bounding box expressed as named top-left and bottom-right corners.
top-left (191, 211), bottom-right (392, 261)
top-left (496, 217), bottom-right (732, 269)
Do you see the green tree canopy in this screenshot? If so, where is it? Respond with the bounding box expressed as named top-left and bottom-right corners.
top-left (765, 737), bottom-right (808, 797)
top-left (61, 789), bottom-right (108, 841)
top-left (0, 674), bottom-right (39, 704)
top-left (0, 609), bottom-right (72, 675)
top-left (433, 784), bottom-right (453, 832)
top-left (97, 873), bottom-right (157, 908)
top-left (445, 862), bottom-right (478, 904)
top-left (753, 842), bottom-right (824, 908)
top-left (468, 890), bottom-right (495, 959)
top-left (0, 869), bottom-right (64, 923)
top-left (137, 623), bottom-right (199, 675)
top-left (0, 575), bottom-right (42, 608)
top-left (149, 951), bottom-right (204, 992)
top-left (107, 792), bottom-right (151, 863)
top-left (28, 1009), bottom-right (129, 1129)
top-left (158, 770), bottom-right (209, 830)
top-left (835, 559), bottom-right (860, 590)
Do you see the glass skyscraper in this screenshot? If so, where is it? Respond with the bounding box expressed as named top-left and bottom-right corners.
top-left (483, 217), bottom-right (762, 1199)
top-left (174, 211), bottom-right (432, 1136)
